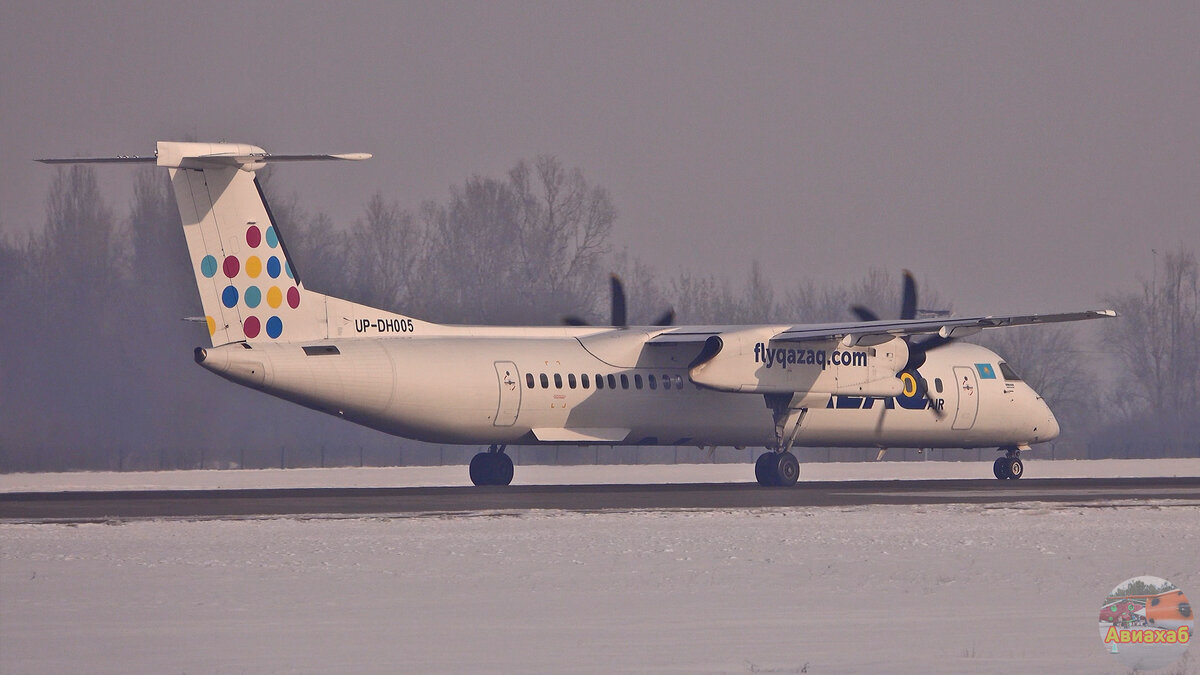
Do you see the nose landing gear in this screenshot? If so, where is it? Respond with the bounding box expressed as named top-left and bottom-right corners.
top-left (993, 447), bottom-right (1023, 480)
top-left (470, 445), bottom-right (514, 486)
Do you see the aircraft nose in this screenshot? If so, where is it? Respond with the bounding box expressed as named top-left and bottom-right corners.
top-left (1037, 400), bottom-right (1060, 441)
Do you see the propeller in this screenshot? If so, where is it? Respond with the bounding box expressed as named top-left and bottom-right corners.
top-left (852, 270), bottom-right (950, 417)
top-left (563, 274), bottom-right (674, 328)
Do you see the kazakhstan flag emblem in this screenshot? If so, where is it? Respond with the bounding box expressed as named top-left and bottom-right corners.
top-left (975, 363), bottom-right (997, 379)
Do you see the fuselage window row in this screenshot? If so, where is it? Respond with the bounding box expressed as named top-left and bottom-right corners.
top-left (526, 371), bottom-right (689, 392)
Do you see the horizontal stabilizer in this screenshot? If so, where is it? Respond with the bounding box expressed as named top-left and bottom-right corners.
top-left (36, 155), bottom-right (155, 164)
top-left (38, 141), bottom-right (370, 171)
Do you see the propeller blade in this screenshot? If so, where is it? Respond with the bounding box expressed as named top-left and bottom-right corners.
top-left (610, 274), bottom-right (627, 327)
top-left (562, 316), bottom-right (592, 326)
top-left (901, 270), bottom-right (918, 321)
top-left (912, 334), bottom-right (953, 352)
top-left (851, 305), bottom-right (880, 322)
top-left (652, 309), bottom-right (676, 326)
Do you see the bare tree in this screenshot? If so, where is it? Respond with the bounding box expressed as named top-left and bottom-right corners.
top-left (39, 166), bottom-right (120, 301)
top-left (1099, 249), bottom-right (1199, 455)
top-left (510, 155), bottom-right (613, 314)
top-left (344, 193), bottom-right (419, 312)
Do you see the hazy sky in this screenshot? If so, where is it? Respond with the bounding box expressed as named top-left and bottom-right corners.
top-left (3, 2), bottom-right (1197, 314)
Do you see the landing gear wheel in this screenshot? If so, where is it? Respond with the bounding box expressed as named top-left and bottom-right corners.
top-left (993, 457), bottom-right (1010, 480)
top-left (469, 450), bottom-right (514, 486)
top-left (493, 452), bottom-right (514, 486)
top-left (1006, 457), bottom-right (1023, 479)
top-left (755, 452), bottom-right (777, 486)
top-left (773, 452), bottom-right (800, 487)
top-left (469, 452), bottom-right (492, 486)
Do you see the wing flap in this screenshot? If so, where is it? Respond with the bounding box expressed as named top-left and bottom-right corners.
top-left (532, 427), bottom-right (631, 443)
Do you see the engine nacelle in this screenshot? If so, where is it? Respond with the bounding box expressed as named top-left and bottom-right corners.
top-left (688, 327), bottom-right (909, 396)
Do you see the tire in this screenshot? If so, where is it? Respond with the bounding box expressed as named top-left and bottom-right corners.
top-left (993, 457), bottom-right (1010, 480)
top-left (469, 452), bottom-right (492, 486)
top-left (495, 453), bottom-right (514, 486)
top-left (1007, 457), bottom-right (1023, 479)
top-left (774, 452), bottom-right (800, 487)
top-left (755, 452), bottom-right (776, 486)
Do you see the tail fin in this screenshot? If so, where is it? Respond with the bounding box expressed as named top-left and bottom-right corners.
top-left (39, 141), bottom-right (444, 346)
top-left (161, 141), bottom-right (353, 345)
top-left (42, 142), bottom-right (373, 346)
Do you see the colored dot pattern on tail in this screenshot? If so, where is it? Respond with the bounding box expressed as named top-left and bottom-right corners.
top-left (197, 224), bottom-right (300, 340)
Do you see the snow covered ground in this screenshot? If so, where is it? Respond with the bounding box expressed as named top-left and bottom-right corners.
top-left (3, 457), bottom-right (1199, 492)
top-left (2, 460), bottom-right (1198, 674)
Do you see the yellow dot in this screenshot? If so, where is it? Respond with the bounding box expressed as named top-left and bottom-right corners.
top-left (206, 316), bottom-right (216, 336)
top-left (267, 286), bottom-right (282, 308)
top-left (245, 256), bottom-right (262, 278)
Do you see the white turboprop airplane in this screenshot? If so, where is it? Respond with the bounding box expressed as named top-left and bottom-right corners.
top-left (40, 142), bottom-right (1117, 486)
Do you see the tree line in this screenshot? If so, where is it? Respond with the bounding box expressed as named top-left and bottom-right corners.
top-left (0, 160), bottom-right (1195, 471)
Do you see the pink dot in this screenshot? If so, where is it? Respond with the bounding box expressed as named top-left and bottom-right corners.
top-left (246, 226), bottom-right (262, 248)
top-left (287, 287), bottom-right (300, 309)
top-left (243, 316), bottom-right (261, 338)
top-left (223, 256), bottom-right (240, 278)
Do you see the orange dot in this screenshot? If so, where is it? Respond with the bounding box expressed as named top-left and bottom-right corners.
top-left (206, 316), bottom-right (216, 336)
top-left (267, 286), bottom-right (283, 308)
top-left (245, 256), bottom-right (262, 278)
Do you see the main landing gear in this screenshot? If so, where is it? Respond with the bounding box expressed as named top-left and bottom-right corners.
top-left (755, 450), bottom-right (800, 486)
top-left (993, 447), bottom-right (1024, 480)
top-left (756, 395), bottom-right (807, 487)
top-left (470, 445), bottom-right (514, 486)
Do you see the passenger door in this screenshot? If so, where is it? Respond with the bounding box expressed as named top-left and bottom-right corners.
top-left (493, 361), bottom-right (521, 426)
top-left (951, 365), bottom-right (979, 431)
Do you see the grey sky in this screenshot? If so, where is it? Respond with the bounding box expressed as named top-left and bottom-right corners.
top-left (3, 1), bottom-right (1197, 314)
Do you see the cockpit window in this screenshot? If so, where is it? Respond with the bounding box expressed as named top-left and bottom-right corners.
top-left (999, 362), bottom-right (1022, 381)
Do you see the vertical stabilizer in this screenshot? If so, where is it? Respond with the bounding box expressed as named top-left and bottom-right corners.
top-left (38, 142), bottom-right (448, 346)
top-left (156, 142), bottom-right (358, 346)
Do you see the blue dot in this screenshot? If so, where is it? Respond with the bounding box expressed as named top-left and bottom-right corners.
top-left (265, 316), bottom-right (283, 338)
top-left (266, 256), bottom-right (281, 278)
top-left (285, 261), bottom-right (293, 279)
top-left (265, 227), bottom-right (278, 248)
top-left (201, 255), bottom-right (218, 278)
top-left (221, 286), bottom-right (239, 308)
top-left (244, 286), bottom-right (261, 308)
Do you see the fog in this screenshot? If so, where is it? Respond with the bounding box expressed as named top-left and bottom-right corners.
top-left (1, 3), bottom-right (1197, 471)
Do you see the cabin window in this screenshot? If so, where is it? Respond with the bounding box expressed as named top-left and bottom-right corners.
top-left (934, 378), bottom-right (943, 393)
top-left (581, 374), bottom-right (590, 389)
top-left (999, 362), bottom-right (1022, 381)
top-left (648, 374), bottom-right (658, 390)
top-left (634, 374), bottom-right (644, 389)
top-left (662, 374), bottom-right (672, 390)
top-left (540, 373), bottom-right (549, 388)
top-left (608, 374), bottom-right (618, 389)
top-left (675, 376), bottom-right (685, 389)
top-left (554, 373), bottom-right (563, 389)
top-left (595, 374), bottom-right (604, 390)
top-left (526, 373), bottom-right (535, 389)
top-left (568, 373), bottom-right (577, 389)
top-left (620, 374), bottom-right (629, 389)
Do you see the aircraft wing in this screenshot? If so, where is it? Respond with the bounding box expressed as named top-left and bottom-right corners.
top-left (648, 309), bottom-right (1117, 345)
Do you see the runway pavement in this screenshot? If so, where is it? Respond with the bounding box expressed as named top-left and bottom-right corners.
top-left (3, 477), bottom-right (1199, 522)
